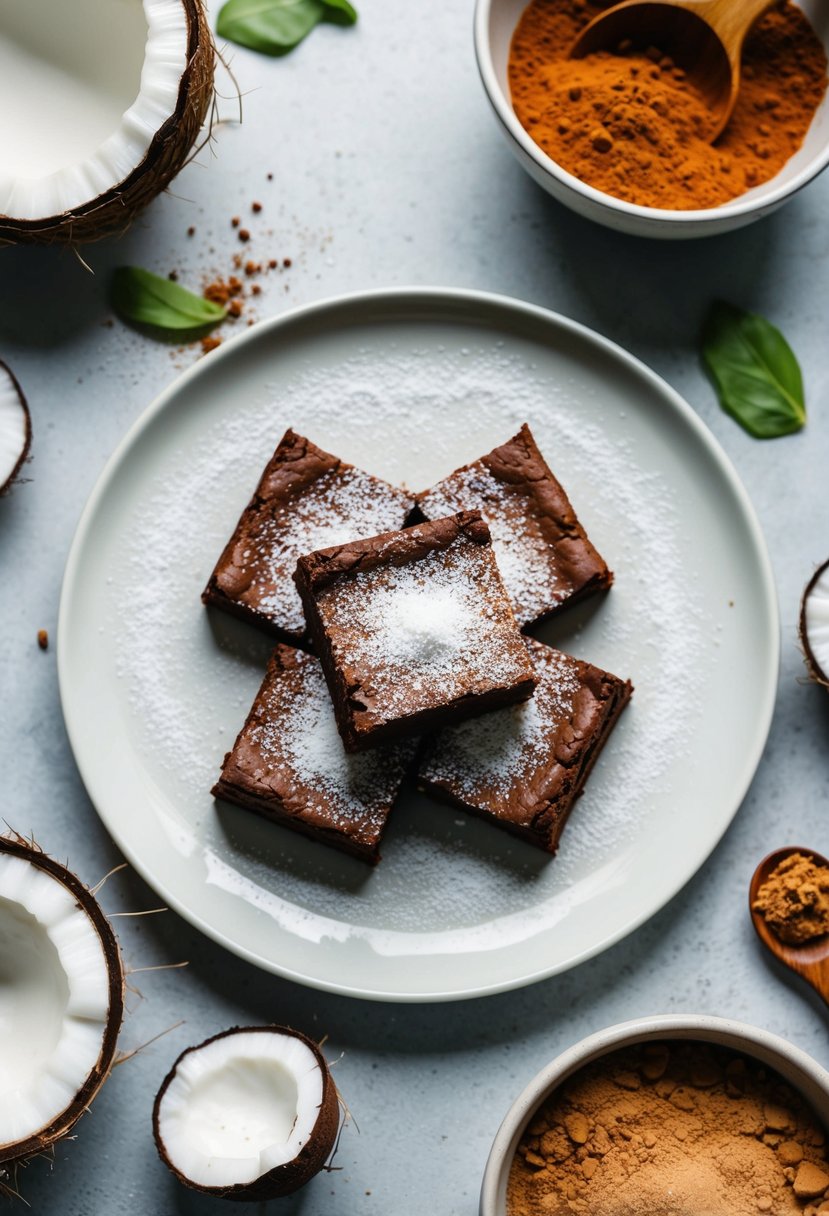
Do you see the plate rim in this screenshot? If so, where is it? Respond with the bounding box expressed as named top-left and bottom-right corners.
top-left (57, 286), bottom-right (780, 1002)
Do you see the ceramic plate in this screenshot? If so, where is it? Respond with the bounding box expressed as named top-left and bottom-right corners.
top-left (58, 289), bottom-right (778, 1001)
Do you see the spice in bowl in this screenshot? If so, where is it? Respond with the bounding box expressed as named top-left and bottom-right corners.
top-left (753, 851), bottom-right (829, 945)
top-left (507, 1040), bottom-right (829, 1213)
top-left (508, 0), bottom-right (828, 209)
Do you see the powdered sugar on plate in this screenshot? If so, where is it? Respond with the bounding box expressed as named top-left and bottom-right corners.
top-left (108, 331), bottom-right (714, 948)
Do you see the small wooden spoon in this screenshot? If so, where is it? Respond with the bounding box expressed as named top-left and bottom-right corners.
top-left (569, 0), bottom-right (778, 142)
top-left (749, 847), bottom-right (829, 1008)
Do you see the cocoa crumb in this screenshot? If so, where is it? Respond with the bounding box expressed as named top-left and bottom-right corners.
top-left (251, 284), bottom-right (262, 295)
top-left (201, 336), bottom-right (221, 355)
top-left (187, 226), bottom-right (196, 237)
top-left (267, 172), bottom-right (273, 180)
top-left (37, 629), bottom-right (48, 651)
top-left (228, 298), bottom-right (243, 318)
top-left (168, 270), bottom-right (179, 282)
top-left (268, 258), bottom-right (278, 270)
top-left (238, 228), bottom-right (251, 243)
top-left (252, 201), bottom-right (263, 213)
top-left (283, 257), bottom-right (292, 267)
top-left (244, 260), bottom-right (260, 277)
top-left (231, 216), bottom-right (240, 228)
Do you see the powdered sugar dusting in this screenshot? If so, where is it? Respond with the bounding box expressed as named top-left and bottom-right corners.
top-left (108, 330), bottom-right (718, 951)
top-left (418, 464), bottom-right (567, 625)
top-left (422, 641), bottom-right (582, 800)
top-left (319, 535), bottom-right (532, 718)
top-left (245, 653), bottom-right (412, 837)
top-left (234, 464), bottom-right (410, 636)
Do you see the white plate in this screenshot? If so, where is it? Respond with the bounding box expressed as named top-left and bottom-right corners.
top-left (58, 288), bottom-right (779, 1002)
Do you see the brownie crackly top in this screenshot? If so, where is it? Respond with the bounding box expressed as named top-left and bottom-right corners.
top-left (295, 511), bottom-right (538, 750)
top-left (416, 423), bottom-right (612, 628)
top-left (213, 645), bottom-right (415, 862)
top-left (418, 636), bottom-right (632, 853)
top-left (203, 428), bottom-right (413, 643)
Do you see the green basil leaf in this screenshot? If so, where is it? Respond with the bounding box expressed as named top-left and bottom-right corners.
top-left (217, 0), bottom-right (326, 54)
top-left (321, 0), bottom-right (357, 23)
top-left (111, 267), bottom-right (226, 335)
top-left (701, 300), bottom-right (805, 439)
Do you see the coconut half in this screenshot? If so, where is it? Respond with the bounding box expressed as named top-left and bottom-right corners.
top-left (801, 559), bottom-right (829, 689)
top-left (0, 0), bottom-right (213, 246)
top-left (0, 362), bottom-right (31, 495)
top-left (0, 836), bottom-right (124, 1190)
top-left (153, 1026), bottom-right (341, 1201)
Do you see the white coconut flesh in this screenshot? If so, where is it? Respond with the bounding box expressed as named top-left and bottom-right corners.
top-left (805, 563), bottom-right (829, 681)
top-left (157, 1032), bottom-right (327, 1189)
top-left (0, 854), bottom-right (111, 1150)
top-left (0, 365), bottom-right (29, 491)
top-left (0, 0), bottom-right (188, 222)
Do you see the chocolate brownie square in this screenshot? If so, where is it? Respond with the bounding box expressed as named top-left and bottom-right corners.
top-left (417, 637), bottom-right (632, 854)
top-left (294, 511), bottom-right (538, 753)
top-left (416, 424), bottom-right (611, 629)
top-left (203, 429), bottom-right (413, 644)
top-left (213, 645), bottom-right (416, 864)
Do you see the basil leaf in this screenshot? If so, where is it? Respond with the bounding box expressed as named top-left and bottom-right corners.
top-left (217, 0), bottom-right (357, 55)
top-left (111, 267), bottom-right (226, 335)
top-left (701, 300), bottom-right (805, 439)
top-left (322, 0), bottom-right (357, 22)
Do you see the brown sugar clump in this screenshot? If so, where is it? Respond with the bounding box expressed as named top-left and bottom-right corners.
top-left (507, 1041), bottom-right (829, 1215)
top-left (754, 852), bottom-right (829, 945)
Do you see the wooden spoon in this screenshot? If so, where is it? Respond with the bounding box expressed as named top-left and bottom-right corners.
top-left (749, 847), bottom-right (829, 1008)
top-left (569, 0), bottom-right (778, 142)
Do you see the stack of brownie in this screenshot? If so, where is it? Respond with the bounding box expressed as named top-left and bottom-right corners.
top-left (206, 425), bottom-right (632, 864)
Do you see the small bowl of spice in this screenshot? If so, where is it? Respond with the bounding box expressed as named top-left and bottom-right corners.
top-left (475, 0), bottom-right (829, 237)
top-left (481, 1015), bottom-right (829, 1215)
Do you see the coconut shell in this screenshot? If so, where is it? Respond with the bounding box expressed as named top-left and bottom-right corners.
top-left (0, 834), bottom-right (125, 1172)
top-left (153, 1025), bottom-right (341, 1201)
top-left (0, 0), bottom-right (214, 247)
top-left (0, 361), bottom-right (31, 495)
top-left (800, 558), bottom-right (829, 689)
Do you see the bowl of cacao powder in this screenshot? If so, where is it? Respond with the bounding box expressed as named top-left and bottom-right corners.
top-left (475, 0), bottom-right (829, 238)
top-left (481, 1015), bottom-right (829, 1215)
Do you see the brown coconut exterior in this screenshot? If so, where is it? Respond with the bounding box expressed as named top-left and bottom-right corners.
top-left (153, 1026), bottom-right (341, 1202)
top-left (0, 835), bottom-right (125, 1171)
top-left (800, 558), bottom-right (829, 689)
top-left (0, 0), bottom-right (214, 247)
top-left (0, 361), bottom-right (31, 495)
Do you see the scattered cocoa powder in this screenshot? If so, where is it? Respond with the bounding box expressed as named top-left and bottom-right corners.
top-left (754, 853), bottom-right (829, 945)
top-left (508, 1041), bottom-right (829, 1215)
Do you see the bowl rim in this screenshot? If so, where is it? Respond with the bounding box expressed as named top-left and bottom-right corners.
top-left (473, 0), bottom-right (829, 226)
top-left (479, 1014), bottom-right (829, 1216)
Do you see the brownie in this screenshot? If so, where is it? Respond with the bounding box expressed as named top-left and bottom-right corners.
top-left (294, 511), bottom-right (538, 753)
top-left (203, 428), bottom-right (413, 645)
top-left (212, 645), bottom-right (416, 864)
top-left (417, 637), bottom-right (632, 854)
top-left (416, 424), bottom-right (612, 629)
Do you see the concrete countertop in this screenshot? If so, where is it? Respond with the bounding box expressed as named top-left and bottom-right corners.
top-left (1, 2), bottom-right (828, 1212)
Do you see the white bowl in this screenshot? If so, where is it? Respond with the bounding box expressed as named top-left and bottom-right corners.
top-left (474, 0), bottom-right (829, 238)
top-left (479, 1014), bottom-right (829, 1215)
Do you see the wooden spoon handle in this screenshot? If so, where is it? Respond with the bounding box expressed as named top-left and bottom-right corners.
top-left (697, 0), bottom-right (779, 55)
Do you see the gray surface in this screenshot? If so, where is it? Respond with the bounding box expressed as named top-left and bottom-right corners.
top-left (1, 2), bottom-right (828, 1212)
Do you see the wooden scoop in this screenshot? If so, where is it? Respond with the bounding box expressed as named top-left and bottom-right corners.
top-left (749, 847), bottom-right (829, 1009)
top-left (569, 0), bottom-right (778, 141)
